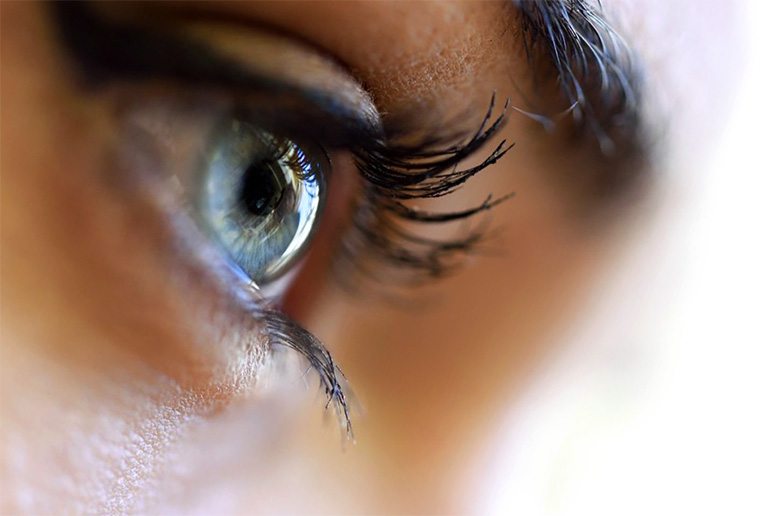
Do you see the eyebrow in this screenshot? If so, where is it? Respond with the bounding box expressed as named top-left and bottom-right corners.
top-left (514, 0), bottom-right (643, 146)
top-left (511, 0), bottom-right (649, 202)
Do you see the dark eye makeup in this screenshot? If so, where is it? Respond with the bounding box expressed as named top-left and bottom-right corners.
top-left (50, 2), bottom-right (514, 436)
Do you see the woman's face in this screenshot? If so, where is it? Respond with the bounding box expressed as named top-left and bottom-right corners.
top-left (1, 1), bottom-right (731, 512)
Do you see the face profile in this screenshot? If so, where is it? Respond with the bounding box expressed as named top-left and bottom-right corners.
top-left (2, 1), bottom-right (763, 514)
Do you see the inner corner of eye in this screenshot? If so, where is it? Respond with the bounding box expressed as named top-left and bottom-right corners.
top-left (196, 118), bottom-right (329, 293)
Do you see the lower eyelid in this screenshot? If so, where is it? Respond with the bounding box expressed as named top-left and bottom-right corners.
top-left (280, 151), bottom-right (361, 318)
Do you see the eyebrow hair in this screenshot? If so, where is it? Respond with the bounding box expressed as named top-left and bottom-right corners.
top-left (511, 0), bottom-right (651, 206)
top-left (514, 0), bottom-right (643, 147)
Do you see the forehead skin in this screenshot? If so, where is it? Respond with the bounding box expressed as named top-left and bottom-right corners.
top-left (0, 1), bottom-right (734, 513)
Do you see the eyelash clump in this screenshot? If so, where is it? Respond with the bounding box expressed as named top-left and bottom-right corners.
top-left (337, 94), bottom-right (515, 292)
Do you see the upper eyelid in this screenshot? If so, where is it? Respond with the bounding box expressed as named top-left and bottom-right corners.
top-left (49, 2), bottom-right (383, 150)
top-left (50, 2), bottom-right (513, 202)
top-left (52, 2), bottom-right (514, 216)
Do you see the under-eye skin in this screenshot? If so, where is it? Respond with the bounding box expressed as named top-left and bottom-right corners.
top-left (51, 3), bottom-right (514, 433)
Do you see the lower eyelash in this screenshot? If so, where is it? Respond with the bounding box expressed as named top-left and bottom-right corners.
top-left (261, 306), bottom-right (352, 437)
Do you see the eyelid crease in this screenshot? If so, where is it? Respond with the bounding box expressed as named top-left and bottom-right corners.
top-left (50, 1), bottom-right (383, 149)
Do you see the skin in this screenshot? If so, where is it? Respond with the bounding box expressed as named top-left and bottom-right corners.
top-left (0, 1), bottom-right (734, 513)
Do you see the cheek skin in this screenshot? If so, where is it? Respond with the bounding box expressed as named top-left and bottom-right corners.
top-left (0, 7), bottom-right (259, 388)
top-left (300, 151), bottom-right (616, 511)
top-left (1, 4), bottom-right (270, 511)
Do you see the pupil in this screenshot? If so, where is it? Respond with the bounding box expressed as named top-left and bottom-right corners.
top-left (240, 161), bottom-right (282, 217)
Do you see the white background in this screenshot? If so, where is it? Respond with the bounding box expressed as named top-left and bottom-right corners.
top-left (478, 1), bottom-right (775, 514)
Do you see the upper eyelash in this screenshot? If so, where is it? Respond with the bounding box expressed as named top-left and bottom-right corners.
top-left (355, 95), bottom-right (513, 199)
top-left (334, 94), bottom-right (515, 292)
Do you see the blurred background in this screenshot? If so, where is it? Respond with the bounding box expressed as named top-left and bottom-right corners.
top-left (473, 1), bottom-right (775, 513)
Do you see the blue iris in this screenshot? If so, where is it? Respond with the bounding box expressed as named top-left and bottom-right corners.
top-left (198, 120), bottom-right (326, 284)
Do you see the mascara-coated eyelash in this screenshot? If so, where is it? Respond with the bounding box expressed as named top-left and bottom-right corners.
top-left (355, 95), bottom-right (513, 200)
top-left (338, 95), bottom-right (515, 290)
top-left (261, 307), bottom-right (352, 437)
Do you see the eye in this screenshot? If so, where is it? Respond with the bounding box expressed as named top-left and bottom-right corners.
top-left (56, 3), bottom-right (513, 440)
top-left (197, 119), bottom-right (327, 285)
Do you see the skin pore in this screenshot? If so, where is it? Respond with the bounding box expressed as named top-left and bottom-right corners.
top-left (1, 1), bottom-right (731, 513)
